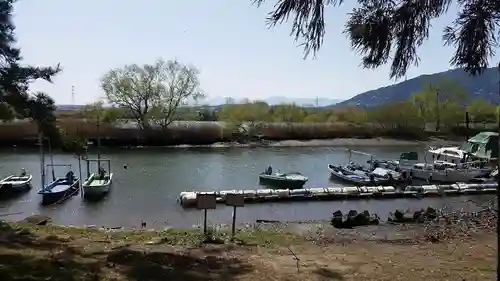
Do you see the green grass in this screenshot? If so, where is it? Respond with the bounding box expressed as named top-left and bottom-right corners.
top-left (8, 222), bottom-right (305, 248)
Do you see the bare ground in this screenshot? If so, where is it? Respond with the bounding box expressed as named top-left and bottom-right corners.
top-left (0, 221), bottom-right (496, 281)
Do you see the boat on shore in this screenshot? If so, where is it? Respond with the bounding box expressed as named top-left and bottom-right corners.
top-left (259, 166), bottom-right (308, 189)
top-left (0, 171), bottom-right (32, 197)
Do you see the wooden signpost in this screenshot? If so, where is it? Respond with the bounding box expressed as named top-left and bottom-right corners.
top-left (225, 193), bottom-right (245, 240)
top-left (196, 193), bottom-right (217, 234)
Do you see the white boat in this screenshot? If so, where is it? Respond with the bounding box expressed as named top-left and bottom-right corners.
top-left (373, 148), bottom-right (492, 183)
top-left (82, 159), bottom-right (113, 199)
top-left (0, 171), bottom-right (32, 195)
top-left (82, 119), bottom-right (113, 199)
top-left (428, 146), bottom-right (472, 163)
top-left (400, 160), bottom-right (491, 183)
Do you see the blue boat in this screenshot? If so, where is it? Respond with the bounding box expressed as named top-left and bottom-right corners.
top-left (38, 165), bottom-right (80, 205)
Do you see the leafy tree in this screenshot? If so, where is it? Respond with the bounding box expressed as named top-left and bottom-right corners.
top-left (367, 101), bottom-right (422, 129)
top-left (218, 102), bottom-right (270, 123)
top-left (0, 102), bottom-right (14, 121)
top-left (81, 101), bottom-right (106, 124)
top-left (101, 59), bottom-right (202, 130)
top-left (271, 103), bottom-right (306, 122)
top-left (0, 0), bottom-right (60, 114)
top-left (332, 107), bottom-right (367, 124)
top-left (467, 99), bottom-right (497, 123)
top-left (303, 112), bottom-right (329, 123)
top-left (411, 79), bottom-right (468, 128)
top-left (26, 92), bottom-right (59, 143)
top-left (253, 0), bottom-right (500, 78)
top-left (151, 60), bottom-right (204, 129)
top-left (102, 106), bottom-right (124, 123)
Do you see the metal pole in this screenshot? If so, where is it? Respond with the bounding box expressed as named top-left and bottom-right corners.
top-left (39, 133), bottom-right (45, 189)
top-left (231, 206), bottom-right (237, 241)
top-left (78, 156), bottom-right (83, 197)
top-left (97, 111), bottom-right (101, 169)
top-left (203, 209), bottom-right (208, 235)
top-left (48, 138), bottom-right (55, 181)
top-left (436, 87), bottom-right (440, 132)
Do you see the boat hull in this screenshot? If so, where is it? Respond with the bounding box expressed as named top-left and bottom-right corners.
top-left (259, 176), bottom-right (307, 189)
top-left (0, 175), bottom-right (33, 197)
top-left (402, 168), bottom-right (491, 183)
top-left (39, 178), bottom-right (80, 205)
top-left (328, 165), bottom-right (390, 186)
top-left (82, 173), bottom-right (113, 199)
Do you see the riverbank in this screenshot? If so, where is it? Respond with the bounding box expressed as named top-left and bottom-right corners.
top-left (178, 137), bottom-right (462, 148)
top-left (0, 217), bottom-right (495, 281)
top-left (0, 119), bottom-right (478, 148)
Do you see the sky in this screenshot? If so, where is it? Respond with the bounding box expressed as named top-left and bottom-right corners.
top-left (13, 0), bottom-right (499, 105)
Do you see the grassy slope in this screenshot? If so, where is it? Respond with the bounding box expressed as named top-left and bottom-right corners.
top-left (0, 221), bottom-right (496, 281)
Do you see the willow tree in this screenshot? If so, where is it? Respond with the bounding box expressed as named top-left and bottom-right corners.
top-left (101, 59), bottom-right (203, 131)
top-left (253, 0), bottom-right (499, 78)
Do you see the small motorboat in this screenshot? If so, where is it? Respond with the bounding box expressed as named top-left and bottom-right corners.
top-left (38, 166), bottom-right (80, 205)
top-left (0, 169), bottom-right (32, 197)
top-left (259, 166), bottom-right (308, 189)
top-left (328, 164), bottom-right (391, 186)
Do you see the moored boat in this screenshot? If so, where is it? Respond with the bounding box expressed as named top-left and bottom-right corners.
top-left (38, 165), bottom-right (80, 205)
top-left (0, 170), bottom-right (32, 197)
top-left (83, 159), bottom-right (113, 199)
top-left (328, 164), bottom-right (392, 186)
top-left (259, 166), bottom-right (308, 189)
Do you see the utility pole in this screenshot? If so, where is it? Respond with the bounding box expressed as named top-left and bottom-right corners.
top-left (71, 86), bottom-right (75, 105)
top-left (435, 87), bottom-right (440, 132)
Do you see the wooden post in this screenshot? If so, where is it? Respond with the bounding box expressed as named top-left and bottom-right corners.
top-left (204, 209), bottom-right (208, 235)
top-left (231, 206), bottom-right (237, 239)
top-left (225, 193), bottom-right (245, 241)
top-left (195, 193), bottom-right (217, 237)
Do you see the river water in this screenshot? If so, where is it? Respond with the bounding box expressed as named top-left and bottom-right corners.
top-left (0, 145), bottom-right (494, 229)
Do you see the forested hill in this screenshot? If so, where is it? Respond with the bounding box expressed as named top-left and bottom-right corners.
top-left (334, 67), bottom-right (499, 108)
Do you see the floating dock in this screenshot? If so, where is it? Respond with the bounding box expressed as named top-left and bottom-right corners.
top-left (178, 183), bottom-right (498, 208)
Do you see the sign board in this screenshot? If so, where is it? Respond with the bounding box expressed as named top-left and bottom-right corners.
top-left (196, 193), bottom-right (217, 210)
top-left (225, 193), bottom-right (245, 207)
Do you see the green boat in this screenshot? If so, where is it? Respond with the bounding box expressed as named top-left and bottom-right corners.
top-left (259, 166), bottom-right (308, 189)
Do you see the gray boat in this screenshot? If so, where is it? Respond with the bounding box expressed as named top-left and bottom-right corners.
top-left (259, 166), bottom-right (308, 189)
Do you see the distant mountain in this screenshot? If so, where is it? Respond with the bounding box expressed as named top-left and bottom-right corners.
top-left (335, 67), bottom-right (500, 108)
top-left (56, 96), bottom-right (341, 112)
top-left (202, 96), bottom-right (341, 107)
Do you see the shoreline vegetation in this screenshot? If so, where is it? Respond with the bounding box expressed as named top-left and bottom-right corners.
top-left (1, 69), bottom-right (498, 149)
top-left (1, 206), bottom-right (496, 280)
top-left (0, 118), bottom-right (485, 149)
top-left (2, 77), bottom-right (498, 149)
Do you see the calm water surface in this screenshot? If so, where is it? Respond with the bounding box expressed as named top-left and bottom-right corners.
top-left (0, 146), bottom-right (493, 228)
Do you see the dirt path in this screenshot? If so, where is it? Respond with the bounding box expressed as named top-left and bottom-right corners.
top-left (0, 222), bottom-right (496, 281)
